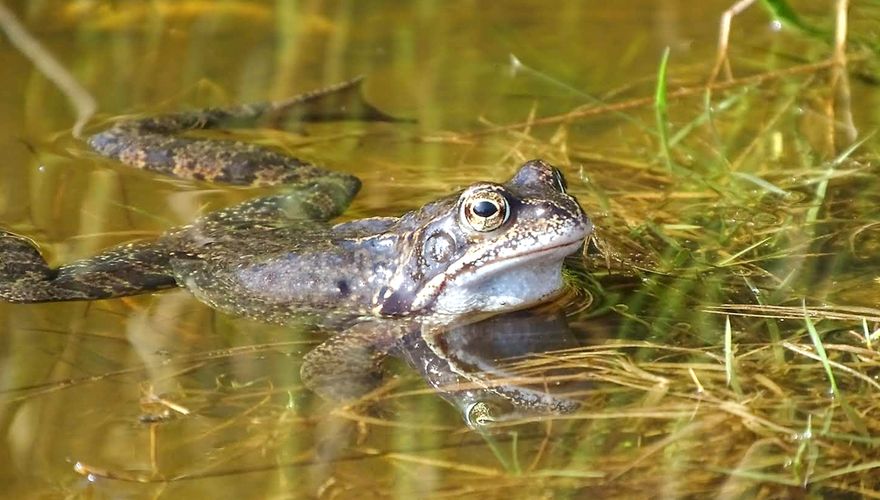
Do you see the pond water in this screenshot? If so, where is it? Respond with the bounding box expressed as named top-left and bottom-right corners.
top-left (2, 0), bottom-right (880, 497)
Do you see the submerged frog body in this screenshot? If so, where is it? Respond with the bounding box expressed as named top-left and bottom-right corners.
top-left (174, 160), bottom-right (589, 323)
top-left (0, 79), bottom-right (591, 323)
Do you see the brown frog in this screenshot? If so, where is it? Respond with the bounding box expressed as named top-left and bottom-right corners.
top-left (0, 79), bottom-right (591, 324)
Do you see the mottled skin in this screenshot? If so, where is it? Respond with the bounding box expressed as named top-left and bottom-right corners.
top-left (0, 79), bottom-right (592, 419)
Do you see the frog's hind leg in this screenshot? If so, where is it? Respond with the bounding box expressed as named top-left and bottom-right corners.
top-left (0, 231), bottom-right (178, 303)
top-left (87, 77), bottom-right (389, 194)
top-left (300, 321), bottom-right (410, 401)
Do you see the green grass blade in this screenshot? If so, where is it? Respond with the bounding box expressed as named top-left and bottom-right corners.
top-left (802, 302), bottom-right (868, 436)
top-left (654, 47), bottom-right (673, 171)
top-left (760, 0), bottom-right (826, 37)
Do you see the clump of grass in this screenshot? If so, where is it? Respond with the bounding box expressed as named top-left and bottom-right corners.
top-left (386, 3), bottom-right (880, 495)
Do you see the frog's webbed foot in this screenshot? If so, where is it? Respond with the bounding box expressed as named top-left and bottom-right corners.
top-left (300, 321), bottom-right (411, 402)
top-left (0, 230), bottom-right (178, 303)
top-left (261, 76), bottom-right (404, 126)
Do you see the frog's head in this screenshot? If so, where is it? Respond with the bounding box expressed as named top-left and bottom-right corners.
top-left (376, 159), bottom-right (591, 319)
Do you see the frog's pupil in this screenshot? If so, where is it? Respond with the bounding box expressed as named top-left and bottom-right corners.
top-left (473, 200), bottom-right (498, 217)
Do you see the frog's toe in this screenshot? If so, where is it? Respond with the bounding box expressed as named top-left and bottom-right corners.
top-left (0, 230), bottom-right (179, 303)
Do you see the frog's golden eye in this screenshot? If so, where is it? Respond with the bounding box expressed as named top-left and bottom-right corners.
top-left (551, 168), bottom-right (567, 193)
top-left (460, 191), bottom-right (509, 232)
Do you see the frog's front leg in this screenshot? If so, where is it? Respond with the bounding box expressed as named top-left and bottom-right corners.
top-left (0, 231), bottom-right (178, 303)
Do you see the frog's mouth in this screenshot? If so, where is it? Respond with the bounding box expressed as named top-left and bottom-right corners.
top-left (494, 239), bottom-right (584, 266)
top-left (453, 237), bottom-right (585, 282)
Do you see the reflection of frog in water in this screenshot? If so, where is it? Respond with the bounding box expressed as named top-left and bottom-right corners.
top-left (411, 307), bottom-right (585, 426)
top-left (0, 79), bottom-right (591, 420)
top-left (304, 306), bottom-right (586, 428)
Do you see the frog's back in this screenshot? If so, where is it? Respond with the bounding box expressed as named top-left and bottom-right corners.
top-left (171, 215), bottom-right (401, 323)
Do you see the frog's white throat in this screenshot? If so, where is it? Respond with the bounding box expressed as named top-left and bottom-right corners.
top-left (417, 240), bottom-right (581, 317)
